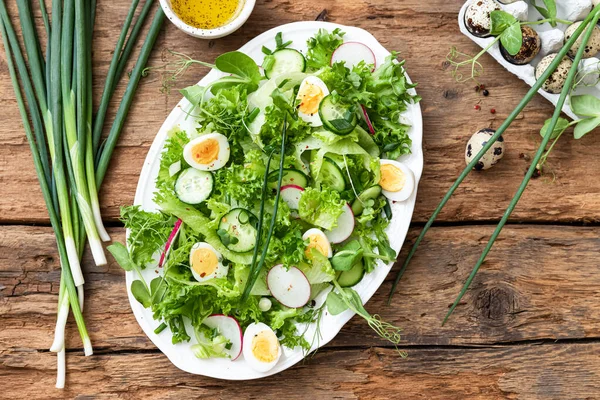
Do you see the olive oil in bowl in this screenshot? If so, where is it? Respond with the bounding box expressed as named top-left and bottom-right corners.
top-left (171, 0), bottom-right (243, 30)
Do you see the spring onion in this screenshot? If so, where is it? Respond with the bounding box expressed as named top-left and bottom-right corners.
top-left (388, 5), bottom-right (600, 315)
top-left (0, 0), bottom-right (163, 389)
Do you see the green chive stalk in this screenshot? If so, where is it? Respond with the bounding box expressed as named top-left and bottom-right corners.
top-left (2, 0), bottom-right (84, 287)
top-left (96, 6), bottom-right (166, 185)
top-left (60, 0), bottom-right (109, 268)
top-left (442, 9), bottom-right (600, 324)
top-left (92, 0), bottom-right (140, 154)
top-left (0, 8), bottom-right (92, 357)
top-left (388, 7), bottom-right (600, 304)
top-left (114, 0), bottom-right (156, 87)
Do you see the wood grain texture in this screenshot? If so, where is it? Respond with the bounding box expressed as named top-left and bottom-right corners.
top-left (2, 344), bottom-right (600, 399)
top-left (2, 1), bottom-right (600, 224)
top-left (2, 0), bottom-right (600, 398)
top-left (2, 225), bottom-right (600, 352)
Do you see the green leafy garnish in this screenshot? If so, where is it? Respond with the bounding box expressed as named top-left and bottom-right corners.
top-left (306, 28), bottom-right (345, 70)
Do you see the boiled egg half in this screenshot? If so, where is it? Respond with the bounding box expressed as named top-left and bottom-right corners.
top-left (302, 228), bottom-right (332, 258)
top-left (296, 76), bottom-right (329, 126)
top-left (379, 159), bottom-right (415, 202)
top-left (183, 133), bottom-right (230, 171)
top-left (243, 322), bottom-right (281, 372)
top-left (189, 242), bottom-right (228, 282)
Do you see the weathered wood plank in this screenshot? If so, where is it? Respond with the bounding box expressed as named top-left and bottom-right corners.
top-left (2, 343), bottom-right (600, 399)
top-left (3, 1), bottom-right (598, 224)
top-left (2, 225), bottom-right (600, 354)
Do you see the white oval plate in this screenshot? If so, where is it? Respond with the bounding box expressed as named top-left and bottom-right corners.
top-left (127, 21), bottom-right (423, 380)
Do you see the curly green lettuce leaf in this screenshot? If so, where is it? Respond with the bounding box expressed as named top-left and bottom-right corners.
top-left (212, 149), bottom-right (267, 208)
top-left (306, 28), bottom-right (345, 70)
top-left (298, 187), bottom-right (345, 231)
top-left (365, 53), bottom-right (420, 159)
top-left (120, 205), bottom-right (176, 267)
top-left (158, 127), bottom-right (190, 188)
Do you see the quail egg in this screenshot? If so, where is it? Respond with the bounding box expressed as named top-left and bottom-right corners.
top-left (296, 76), bottom-right (330, 126)
top-left (189, 242), bottom-right (228, 282)
top-left (464, 0), bottom-right (500, 38)
top-left (183, 133), bottom-right (230, 171)
top-left (535, 54), bottom-right (573, 94)
top-left (565, 21), bottom-right (600, 59)
top-left (243, 322), bottom-right (281, 372)
top-left (500, 25), bottom-right (541, 65)
top-left (465, 128), bottom-right (505, 171)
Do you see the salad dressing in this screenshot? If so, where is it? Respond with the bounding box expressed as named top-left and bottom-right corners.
top-left (171, 0), bottom-right (241, 30)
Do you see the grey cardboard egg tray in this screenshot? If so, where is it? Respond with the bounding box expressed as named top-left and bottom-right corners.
top-left (458, 0), bottom-right (600, 120)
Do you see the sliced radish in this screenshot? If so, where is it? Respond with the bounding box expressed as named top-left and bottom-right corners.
top-left (325, 203), bottom-right (355, 244)
top-left (158, 219), bottom-right (182, 268)
top-left (360, 104), bottom-right (376, 135)
top-left (267, 264), bottom-right (311, 308)
top-left (331, 42), bottom-right (376, 71)
top-left (280, 185), bottom-right (304, 216)
top-left (203, 314), bottom-right (243, 361)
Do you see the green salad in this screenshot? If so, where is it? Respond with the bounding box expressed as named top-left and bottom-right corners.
top-left (109, 28), bottom-right (420, 372)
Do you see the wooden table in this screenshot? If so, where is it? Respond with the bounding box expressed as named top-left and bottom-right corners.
top-left (2, 1), bottom-right (600, 398)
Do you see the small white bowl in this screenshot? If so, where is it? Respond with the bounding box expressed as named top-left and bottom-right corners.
top-left (159, 0), bottom-right (256, 39)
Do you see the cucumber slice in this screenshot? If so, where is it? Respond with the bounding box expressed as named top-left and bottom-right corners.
top-left (267, 168), bottom-right (309, 190)
top-left (351, 185), bottom-right (383, 215)
top-left (174, 168), bottom-right (214, 205)
top-left (318, 94), bottom-right (357, 135)
top-left (218, 208), bottom-right (258, 253)
top-left (265, 49), bottom-right (306, 79)
top-left (316, 157), bottom-right (345, 192)
top-left (337, 260), bottom-right (365, 287)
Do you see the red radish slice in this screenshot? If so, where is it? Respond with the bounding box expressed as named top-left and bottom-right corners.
top-left (203, 314), bottom-right (243, 361)
top-left (325, 203), bottom-right (355, 244)
top-left (158, 219), bottom-right (182, 268)
top-left (280, 185), bottom-right (304, 211)
top-left (267, 264), bottom-right (311, 308)
top-left (331, 42), bottom-right (376, 71)
top-left (360, 104), bottom-right (376, 135)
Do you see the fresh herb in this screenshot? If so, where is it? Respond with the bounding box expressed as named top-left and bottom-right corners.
top-left (262, 31), bottom-right (293, 71)
top-left (331, 240), bottom-right (364, 271)
top-left (327, 280), bottom-right (405, 354)
top-left (448, 3), bottom-right (571, 84)
top-left (390, 9), bottom-right (600, 327)
top-left (306, 28), bottom-right (345, 70)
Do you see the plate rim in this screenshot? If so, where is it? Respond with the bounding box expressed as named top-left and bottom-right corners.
top-left (127, 20), bottom-right (423, 380)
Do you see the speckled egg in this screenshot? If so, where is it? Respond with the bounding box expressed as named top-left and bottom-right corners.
top-left (500, 25), bottom-right (541, 65)
top-left (464, 0), bottom-right (501, 38)
top-left (565, 21), bottom-right (600, 59)
top-left (465, 128), bottom-right (505, 171)
top-left (535, 54), bottom-right (573, 94)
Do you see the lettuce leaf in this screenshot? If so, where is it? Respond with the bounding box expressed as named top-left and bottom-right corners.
top-left (298, 187), bottom-right (345, 231)
top-left (297, 248), bottom-right (336, 284)
top-left (155, 189), bottom-right (253, 264)
top-left (306, 28), bottom-right (345, 70)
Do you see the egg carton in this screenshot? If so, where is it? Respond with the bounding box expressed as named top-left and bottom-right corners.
top-left (458, 0), bottom-right (600, 120)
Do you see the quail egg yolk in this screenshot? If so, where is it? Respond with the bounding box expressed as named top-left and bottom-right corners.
top-left (298, 83), bottom-right (324, 116)
top-left (305, 234), bottom-right (329, 259)
top-left (191, 247), bottom-right (218, 278)
top-left (251, 329), bottom-right (279, 363)
top-left (191, 139), bottom-right (220, 166)
top-left (380, 163), bottom-right (406, 193)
